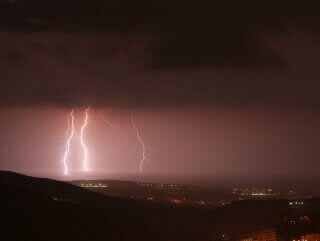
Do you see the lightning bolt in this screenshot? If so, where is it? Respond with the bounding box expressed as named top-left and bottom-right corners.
top-left (131, 112), bottom-right (150, 172)
top-left (80, 108), bottom-right (90, 172)
top-left (61, 109), bottom-right (75, 176)
top-left (98, 110), bottom-right (127, 141)
top-left (61, 108), bottom-right (152, 175)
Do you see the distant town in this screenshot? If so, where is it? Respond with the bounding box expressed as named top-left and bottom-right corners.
top-left (72, 180), bottom-right (317, 208)
top-left (69, 180), bottom-right (320, 240)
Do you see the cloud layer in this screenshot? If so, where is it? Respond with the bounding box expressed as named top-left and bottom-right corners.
top-left (0, 0), bottom-right (320, 109)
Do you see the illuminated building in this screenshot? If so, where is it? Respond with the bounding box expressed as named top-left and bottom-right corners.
top-left (299, 234), bottom-right (320, 241)
top-left (237, 227), bottom-right (277, 241)
top-left (253, 228), bottom-right (277, 241)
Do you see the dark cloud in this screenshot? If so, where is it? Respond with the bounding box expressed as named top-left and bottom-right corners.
top-left (0, 1), bottom-right (320, 109)
top-left (1, 0), bottom-right (320, 68)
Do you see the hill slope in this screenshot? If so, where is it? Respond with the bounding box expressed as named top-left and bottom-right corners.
top-left (0, 171), bottom-right (162, 241)
top-left (2, 171), bottom-right (320, 241)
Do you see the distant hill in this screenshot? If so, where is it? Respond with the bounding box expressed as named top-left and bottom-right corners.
top-left (2, 171), bottom-right (320, 241)
top-left (0, 171), bottom-right (161, 241)
top-left (0, 171), bottom-right (213, 241)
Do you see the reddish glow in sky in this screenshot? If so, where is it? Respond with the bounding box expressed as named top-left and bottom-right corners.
top-left (0, 107), bottom-right (319, 183)
top-left (1, 3), bottom-right (320, 184)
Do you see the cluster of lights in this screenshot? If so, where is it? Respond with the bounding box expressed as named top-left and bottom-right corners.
top-left (289, 201), bottom-right (304, 205)
top-left (169, 198), bottom-right (185, 205)
top-left (52, 196), bottom-right (78, 204)
top-left (251, 192), bottom-right (266, 196)
top-left (80, 183), bottom-right (108, 188)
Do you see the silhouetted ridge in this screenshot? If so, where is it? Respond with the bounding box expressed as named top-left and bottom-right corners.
top-left (2, 171), bottom-right (320, 241)
top-left (0, 171), bottom-right (160, 241)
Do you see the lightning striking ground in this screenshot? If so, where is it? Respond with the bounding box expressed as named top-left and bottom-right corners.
top-left (131, 112), bottom-right (150, 172)
top-left (61, 108), bottom-right (149, 175)
top-left (61, 109), bottom-right (75, 175)
top-left (80, 108), bottom-right (90, 172)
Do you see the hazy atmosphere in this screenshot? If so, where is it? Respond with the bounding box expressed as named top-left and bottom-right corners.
top-left (4, 2), bottom-right (320, 241)
top-left (1, 0), bottom-right (320, 184)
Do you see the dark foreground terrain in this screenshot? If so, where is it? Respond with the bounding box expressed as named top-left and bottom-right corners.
top-left (1, 171), bottom-right (320, 241)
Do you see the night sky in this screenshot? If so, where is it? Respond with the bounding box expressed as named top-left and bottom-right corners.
top-left (1, 0), bottom-right (320, 183)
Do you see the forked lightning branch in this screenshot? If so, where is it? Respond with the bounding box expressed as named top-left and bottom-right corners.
top-left (61, 108), bottom-right (90, 175)
top-left (61, 108), bottom-right (150, 175)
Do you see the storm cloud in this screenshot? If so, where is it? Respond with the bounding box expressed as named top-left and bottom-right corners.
top-left (0, 0), bottom-right (320, 109)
